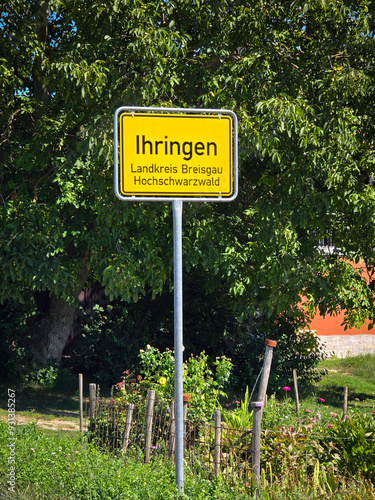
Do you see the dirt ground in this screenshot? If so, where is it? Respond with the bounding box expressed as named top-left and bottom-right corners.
top-left (0, 413), bottom-right (85, 432)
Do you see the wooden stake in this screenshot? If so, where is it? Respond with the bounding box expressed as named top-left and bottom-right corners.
top-left (214, 409), bottom-right (222, 477)
top-left (169, 401), bottom-right (176, 460)
top-left (144, 390), bottom-right (155, 464)
top-left (257, 339), bottom-right (277, 403)
top-left (252, 339), bottom-right (277, 498)
top-left (183, 399), bottom-right (188, 453)
top-left (79, 373), bottom-right (83, 433)
top-left (251, 402), bottom-right (263, 498)
top-left (293, 369), bottom-right (300, 417)
top-left (89, 383), bottom-right (96, 421)
top-left (343, 386), bottom-right (348, 418)
top-left (122, 403), bottom-right (134, 453)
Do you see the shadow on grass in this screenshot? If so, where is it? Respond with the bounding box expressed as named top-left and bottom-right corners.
top-left (299, 381), bottom-right (375, 412)
top-left (0, 385), bottom-right (79, 418)
top-left (0, 372), bottom-right (112, 420)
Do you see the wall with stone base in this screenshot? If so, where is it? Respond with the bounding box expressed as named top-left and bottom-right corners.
top-left (318, 334), bottom-right (375, 358)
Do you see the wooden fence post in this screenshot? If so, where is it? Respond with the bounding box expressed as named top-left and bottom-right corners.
top-left (257, 339), bottom-right (277, 403)
top-left (343, 386), bottom-right (348, 418)
top-left (293, 369), bottom-right (300, 417)
top-left (79, 373), bottom-right (83, 433)
top-left (214, 409), bottom-right (222, 477)
top-left (183, 394), bottom-right (190, 453)
top-left (169, 401), bottom-right (176, 460)
top-left (89, 383), bottom-right (96, 421)
top-left (251, 402), bottom-right (263, 498)
top-left (144, 390), bottom-right (155, 464)
top-left (252, 339), bottom-right (277, 498)
top-left (122, 403), bottom-right (134, 453)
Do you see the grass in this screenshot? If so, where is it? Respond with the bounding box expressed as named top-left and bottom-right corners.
top-left (0, 420), bottom-right (373, 499)
top-left (0, 421), bottom-right (250, 500)
top-left (304, 354), bottom-right (375, 414)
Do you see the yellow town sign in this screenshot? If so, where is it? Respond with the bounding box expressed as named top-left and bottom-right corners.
top-left (114, 107), bottom-right (238, 202)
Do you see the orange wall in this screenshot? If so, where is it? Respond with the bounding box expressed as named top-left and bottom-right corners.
top-left (308, 310), bottom-right (372, 336)
top-left (307, 259), bottom-right (374, 336)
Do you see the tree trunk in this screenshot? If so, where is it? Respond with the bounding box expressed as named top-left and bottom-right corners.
top-left (31, 298), bottom-right (78, 364)
top-left (29, 263), bottom-right (91, 365)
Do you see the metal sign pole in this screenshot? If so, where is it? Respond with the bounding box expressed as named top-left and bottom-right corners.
top-left (172, 200), bottom-right (184, 492)
top-left (114, 105), bottom-right (238, 494)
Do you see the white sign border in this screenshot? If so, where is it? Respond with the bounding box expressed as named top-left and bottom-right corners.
top-left (114, 106), bottom-right (238, 202)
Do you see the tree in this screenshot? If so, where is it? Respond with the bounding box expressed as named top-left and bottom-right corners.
top-left (1, 0), bottom-right (375, 368)
top-left (0, 0), bottom-right (183, 362)
top-left (177, 0), bottom-right (375, 329)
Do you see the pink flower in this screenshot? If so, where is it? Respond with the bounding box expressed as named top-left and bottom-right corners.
top-left (305, 409), bottom-right (312, 413)
top-left (318, 398), bottom-right (325, 403)
top-left (283, 386), bottom-right (291, 391)
top-left (372, 410), bottom-right (375, 414)
top-left (235, 401), bottom-right (240, 404)
top-left (330, 412), bottom-right (337, 417)
top-left (328, 424), bottom-right (332, 428)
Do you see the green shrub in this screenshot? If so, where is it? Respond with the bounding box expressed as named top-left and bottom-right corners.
top-left (115, 346), bottom-right (233, 422)
top-left (70, 302), bottom-right (162, 386)
top-left (261, 424), bottom-right (316, 479)
top-left (0, 298), bottom-right (38, 383)
top-left (315, 411), bottom-right (375, 481)
top-left (261, 393), bottom-right (299, 429)
top-left (228, 315), bottom-right (327, 394)
top-left (222, 386), bottom-right (253, 429)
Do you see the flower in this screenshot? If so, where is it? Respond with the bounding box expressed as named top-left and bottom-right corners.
top-left (305, 409), bottom-right (312, 413)
top-left (330, 412), bottom-right (337, 417)
top-left (328, 424), bottom-right (332, 428)
top-left (159, 377), bottom-right (167, 385)
top-left (235, 401), bottom-right (240, 404)
top-left (283, 386), bottom-right (291, 391)
top-left (372, 410), bottom-right (375, 414)
top-left (318, 398), bottom-right (325, 403)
